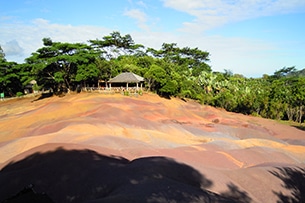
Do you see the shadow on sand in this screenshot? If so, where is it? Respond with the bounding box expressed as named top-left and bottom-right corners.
top-left (219, 183), bottom-right (252, 203)
top-left (270, 166), bottom-right (305, 203)
top-left (292, 124), bottom-right (305, 132)
top-left (32, 92), bottom-right (54, 102)
top-left (0, 148), bottom-right (252, 203)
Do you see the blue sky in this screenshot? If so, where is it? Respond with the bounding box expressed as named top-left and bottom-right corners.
top-left (1, 0), bottom-right (304, 77)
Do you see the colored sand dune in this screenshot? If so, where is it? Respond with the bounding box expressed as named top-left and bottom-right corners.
top-left (0, 93), bottom-right (305, 202)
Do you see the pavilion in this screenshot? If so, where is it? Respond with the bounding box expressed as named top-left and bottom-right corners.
top-left (107, 72), bottom-right (144, 90)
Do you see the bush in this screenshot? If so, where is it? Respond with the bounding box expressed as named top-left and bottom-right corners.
top-left (124, 91), bottom-right (130, 96)
top-left (16, 92), bottom-right (23, 97)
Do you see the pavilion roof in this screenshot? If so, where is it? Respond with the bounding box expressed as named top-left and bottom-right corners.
top-left (108, 72), bottom-right (144, 83)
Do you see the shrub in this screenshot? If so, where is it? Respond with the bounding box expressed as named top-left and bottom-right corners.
top-left (16, 92), bottom-right (23, 97)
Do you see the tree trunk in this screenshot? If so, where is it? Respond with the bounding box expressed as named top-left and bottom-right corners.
top-left (286, 107), bottom-right (295, 121)
top-left (298, 106), bottom-right (303, 123)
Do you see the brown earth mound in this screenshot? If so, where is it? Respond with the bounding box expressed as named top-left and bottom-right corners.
top-left (0, 93), bottom-right (305, 202)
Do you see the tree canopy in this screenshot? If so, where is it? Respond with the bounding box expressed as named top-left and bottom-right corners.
top-left (26, 38), bottom-right (101, 93)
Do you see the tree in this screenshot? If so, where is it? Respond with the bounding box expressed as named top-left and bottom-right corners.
top-left (268, 78), bottom-right (290, 120)
top-left (0, 46), bottom-right (25, 96)
top-left (0, 60), bottom-right (22, 96)
top-left (95, 58), bottom-right (116, 81)
top-left (0, 45), bottom-right (5, 61)
top-left (159, 80), bottom-right (178, 96)
top-left (272, 66), bottom-right (297, 79)
top-left (26, 38), bottom-right (100, 93)
top-left (288, 77), bottom-right (305, 123)
top-left (148, 43), bottom-right (211, 75)
top-left (197, 71), bottom-right (219, 94)
top-left (75, 64), bottom-right (99, 87)
top-left (89, 31), bottom-right (144, 60)
top-left (144, 64), bottom-right (167, 92)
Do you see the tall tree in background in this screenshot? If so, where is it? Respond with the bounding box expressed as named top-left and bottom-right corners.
top-left (26, 38), bottom-right (100, 93)
top-left (89, 31), bottom-right (144, 60)
top-left (273, 66), bottom-right (297, 79)
top-left (148, 43), bottom-right (211, 76)
top-left (144, 64), bottom-right (167, 92)
top-left (0, 46), bottom-right (23, 96)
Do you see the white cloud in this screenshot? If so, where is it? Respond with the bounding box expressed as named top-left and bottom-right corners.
top-left (0, 17), bottom-right (298, 77)
top-left (2, 40), bottom-right (24, 56)
top-left (0, 16), bottom-right (15, 22)
top-left (123, 9), bottom-right (150, 31)
top-left (162, 0), bottom-right (305, 32)
top-left (30, 19), bottom-right (111, 44)
top-left (131, 30), bottom-right (279, 76)
top-left (136, 1), bottom-right (148, 8)
top-left (0, 18), bottom-right (112, 63)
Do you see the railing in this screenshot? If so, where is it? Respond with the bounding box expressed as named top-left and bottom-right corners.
top-left (81, 87), bottom-right (144, 96)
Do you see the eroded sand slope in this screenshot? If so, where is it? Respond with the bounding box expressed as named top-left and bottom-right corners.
top-left (0, 93), bottom-right (304, 202)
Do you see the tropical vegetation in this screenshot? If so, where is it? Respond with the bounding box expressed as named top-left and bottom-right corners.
top-left (1, 31), bottom-right (305, 123)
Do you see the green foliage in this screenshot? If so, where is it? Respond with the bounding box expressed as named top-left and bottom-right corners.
top-left (160, 80), bottom-right (178, 96)
top-left (148, 43), bottom-right (211, 74)
top-left (213, 90), bottom-right (237, 111)
top-left (89, 31), bottom-right (144, 59)
top-left (273, 66), bottom-right (297, 78)
top-left (32, 83), bottom-right (41, 91)
top-left (26, 39), bottom-right (101, 92)
top-left (0, 59), bottom-right (23, 96)
top-left (144, 64), bottom-right (167, 91)
top-left (123, 90), bottom-right (130, 96)
top-left (16, 92), bottom-right (23, 97)
top-left (75, 64), bottom-right (99, 83)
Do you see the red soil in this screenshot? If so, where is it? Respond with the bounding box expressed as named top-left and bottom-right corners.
top-left (0, 92), bottom-right (304, 202)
